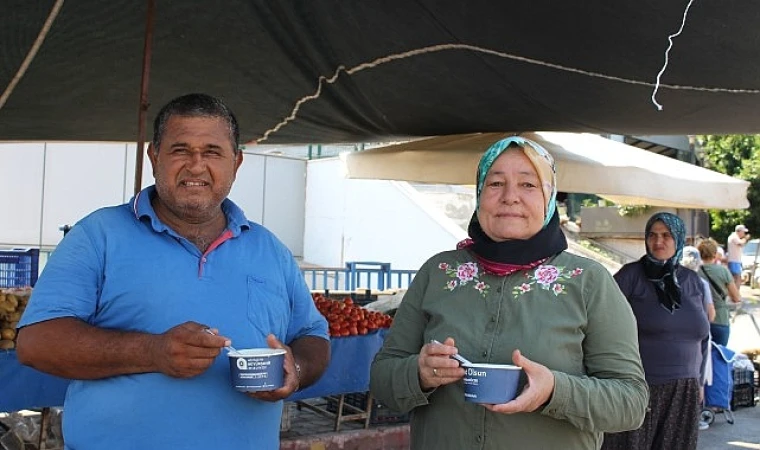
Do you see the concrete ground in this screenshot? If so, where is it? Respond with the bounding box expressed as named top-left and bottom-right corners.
top-left (697, 285), bottom-right (760, 450)
top-left (698, 405), bottom-right (760, 450)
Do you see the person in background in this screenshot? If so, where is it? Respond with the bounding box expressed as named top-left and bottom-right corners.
top-left (681, 245), bottom-right (716, 432)
top-left (726, 224), bottom-right (750, 288)
top-left (715, 245), bottom-right (727, 266)
top-left (602, 212), bottom-right (710, 450)
top-left (15, 94), bottom-right (330, 450)
top-left (698, 238), bottom-right (742, 347)
top-left (370, 136), bottom-right (648, 450)
top-left (681, 246), bottom-right (716, 323)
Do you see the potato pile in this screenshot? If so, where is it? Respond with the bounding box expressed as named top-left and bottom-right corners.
top-left (0, 288), bottom-right (31, 350)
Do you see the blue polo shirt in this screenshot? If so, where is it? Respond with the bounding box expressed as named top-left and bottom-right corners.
top-left (19, 186), bottom-right (328, 450)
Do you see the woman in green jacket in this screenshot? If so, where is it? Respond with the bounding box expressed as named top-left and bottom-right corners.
top-left (370, 136), bottom-right (648, 449)
top-left (698, 238), bottom-right (741, 346)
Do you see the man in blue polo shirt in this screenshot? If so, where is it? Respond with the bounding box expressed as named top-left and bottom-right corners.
top-left (16, 94), bottom-right (330, 450)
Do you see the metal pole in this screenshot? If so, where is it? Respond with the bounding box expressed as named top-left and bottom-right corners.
top-left (134, 0), bottom-right (156, 195)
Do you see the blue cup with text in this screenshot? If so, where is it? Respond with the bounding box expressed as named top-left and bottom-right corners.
top-left (228, 348), bottom-right (286, 392)
top-left (462, 363), bottom-right (522, 404)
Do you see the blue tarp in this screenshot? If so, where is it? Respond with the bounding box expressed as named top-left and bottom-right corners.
top-left (0, 351), bottom-right (70, 411)
top-left (289, 329), bottom-right (387, 401)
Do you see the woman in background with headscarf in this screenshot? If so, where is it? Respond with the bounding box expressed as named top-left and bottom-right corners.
top-left (370, 136), bottom-right (648, 450)
top-left (603, 212), bottom-right (710, 450)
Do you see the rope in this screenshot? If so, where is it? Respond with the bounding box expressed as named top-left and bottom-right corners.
top-left (652, 0), bottom-right (697, 110)
top-left (256, 40), bottom-right (759, 143)
top-left (0, 0), bottom-right (65, 111)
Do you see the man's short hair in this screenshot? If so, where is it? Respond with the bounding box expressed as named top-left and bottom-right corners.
top-left (152, 93), bottom-right (240, 153)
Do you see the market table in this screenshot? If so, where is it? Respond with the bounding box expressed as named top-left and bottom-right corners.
top-left (289, 329), bottom-right (386, 401)
top-left (288, 329), bottom-right (388, 431)
top-left (0, 351), bottom-right (69, 412)
top-left (0, 351), bottom-right (69, 450)
top-left (1, 330), bottom-right (388, 432)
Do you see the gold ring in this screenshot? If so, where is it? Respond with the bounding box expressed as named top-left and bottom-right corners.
top-left (433, 368), bottom-right (439, 377)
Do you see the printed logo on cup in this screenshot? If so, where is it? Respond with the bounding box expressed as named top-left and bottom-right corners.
top-left (228, 348), bottom-right (287, 392)
top-left (462, 363), bottom-right (522, 404)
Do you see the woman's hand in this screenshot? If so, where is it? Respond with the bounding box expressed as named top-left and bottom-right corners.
top-left (418, 337), bottom-right (465, 390)
top-left (485, 349), bottom-right (555, 414)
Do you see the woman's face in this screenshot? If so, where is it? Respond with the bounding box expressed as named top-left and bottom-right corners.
top-left (477, 150), bottom-right (546, 241)
top-left (646, 220), bottom-right (676, 261)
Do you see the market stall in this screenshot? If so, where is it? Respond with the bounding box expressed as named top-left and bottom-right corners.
top-left (290, 330), bottom-right (387, 402)
top-left (1, 331), bottom-right (387, 406)
top-left (0, 351), bottom-right (69, 412)
top-left (289, 329), bottom-right (388, 431)
top-left (1, 269), bottom-right (394, 442)
top-left (0, 331), bottom-right (387, 407)
top-left (1, 329), bottom-right (389, 435)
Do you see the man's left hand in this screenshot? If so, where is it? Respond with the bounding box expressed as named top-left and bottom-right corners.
top-left (246, 334), bottom-right (299, 402)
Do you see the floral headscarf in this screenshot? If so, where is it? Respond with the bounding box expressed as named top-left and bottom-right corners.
top-left (458, 136), bottom-right (568, 274)
top-left (475, 136), bottom-right (557, 228)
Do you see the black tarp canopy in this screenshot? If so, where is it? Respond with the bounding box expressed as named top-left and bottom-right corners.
top-left (2, 1), bottom-right (760, 144)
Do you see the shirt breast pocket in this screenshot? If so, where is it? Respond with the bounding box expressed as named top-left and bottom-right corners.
top-left (247, 275), bottom-right (289, 341)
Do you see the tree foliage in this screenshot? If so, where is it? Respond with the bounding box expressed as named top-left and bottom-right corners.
top-left (698, 135), bottom-right (760, 244)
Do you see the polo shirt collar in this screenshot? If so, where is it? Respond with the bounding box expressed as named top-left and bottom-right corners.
top-left (130, 185), bottom-right (250, 237)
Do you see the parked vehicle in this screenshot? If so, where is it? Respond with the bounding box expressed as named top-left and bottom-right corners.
top-left (742, 239), bottom-right (760, 285)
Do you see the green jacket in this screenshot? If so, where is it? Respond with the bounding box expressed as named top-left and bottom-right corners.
top-left (370, 249), bottom-right (648, 450)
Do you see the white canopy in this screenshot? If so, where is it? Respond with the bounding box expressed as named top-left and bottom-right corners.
top-left (345, 132), bottom-right (750, 209)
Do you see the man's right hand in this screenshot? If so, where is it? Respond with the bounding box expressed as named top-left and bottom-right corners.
top-left (150, 322), bottom-right (229, 378)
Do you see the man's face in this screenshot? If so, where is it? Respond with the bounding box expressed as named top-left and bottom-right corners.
top-left (148, 115), bottom-right (242, 223)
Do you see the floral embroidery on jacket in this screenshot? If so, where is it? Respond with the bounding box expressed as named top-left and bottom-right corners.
top-left (439, 262), bottom-right (490, 297)
top-left (512, 265), bottom-right (583, 298)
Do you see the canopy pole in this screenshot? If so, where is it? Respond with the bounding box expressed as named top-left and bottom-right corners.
top-left (134, 0), bottom-right (156, 195)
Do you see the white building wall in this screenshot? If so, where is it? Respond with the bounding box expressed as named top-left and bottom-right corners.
top-left (304, 158), bottom-right (467, 271)
top-left (0, 143), bottom-right (45, 246)
top-left (0, 143), bottom-right (306, 257)
top-left (259, 156), bottom-right (305, 256)
top-left (41, 143), bottom-right (132, 246)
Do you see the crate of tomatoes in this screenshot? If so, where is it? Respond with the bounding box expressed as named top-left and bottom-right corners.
top-left (312, 293), bottom-right (393, 337)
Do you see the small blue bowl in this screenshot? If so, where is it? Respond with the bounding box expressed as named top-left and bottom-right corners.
top-left (228, 348), bottom-right (286, 392)
top-left (462, 363), bottom-right (522, 404)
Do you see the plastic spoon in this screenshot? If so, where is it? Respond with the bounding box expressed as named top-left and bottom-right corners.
top-left (430, 339), bottom-right (473, 366)
top-left (204, 328), bottom-right (238, 354)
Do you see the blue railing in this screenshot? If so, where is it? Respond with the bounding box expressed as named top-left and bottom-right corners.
top-left (301, 266), bottom-right (347, 291)
top-left (301, 261), bottom-right (416, 291)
